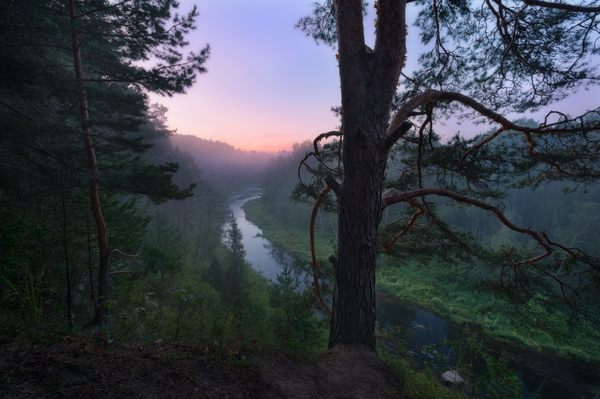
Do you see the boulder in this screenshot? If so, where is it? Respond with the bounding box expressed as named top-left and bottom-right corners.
top-left (441, 370), bottom-right (464, 386)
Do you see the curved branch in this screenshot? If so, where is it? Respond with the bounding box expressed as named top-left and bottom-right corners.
top-left (382, 187), bottom-right (553, 266)
top-left (111, 249), bottom-right (140, 258)
top-left (522, 0), bottom-right (600, 12)
top-left (313, 130), bottom-right (342, 154)
top-left (310, 185), bottom-right (333, 315)
top-left (458, 126), bottom-right (507, 166)
top-left (390, 89), bottom-right (600, 135)
top-left (297, 151), bottom-right (320, 187)
top-left (381, 199), bottom-right (426, 253)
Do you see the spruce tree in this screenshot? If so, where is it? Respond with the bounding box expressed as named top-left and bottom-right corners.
top-left (206, 256), bottom-right (224, 292)
top-left (223, 216), bottom-right (248, 304)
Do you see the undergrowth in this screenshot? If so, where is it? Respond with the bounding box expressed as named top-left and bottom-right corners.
top-left (376, 257), bottom-right (600, 362)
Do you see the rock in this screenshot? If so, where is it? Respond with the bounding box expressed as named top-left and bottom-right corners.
top-left (441, 370), bottom-right (464, 385)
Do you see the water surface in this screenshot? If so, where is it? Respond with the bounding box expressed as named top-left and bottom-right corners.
top-left (231, 190), bottom-right (600, 399)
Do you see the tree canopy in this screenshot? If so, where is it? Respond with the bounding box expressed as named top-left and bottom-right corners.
top-left (0, 0), bottom-right (209, 326)
top-left (296, 0), bottom-right (600, 349)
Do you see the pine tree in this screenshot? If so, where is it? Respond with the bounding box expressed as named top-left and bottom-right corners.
top-left (223, 216), bottom-right (247, 303)
top-left (297, 0), bottom-right (600, 349)
top-left (206, 256), bottom-right (224, 292)
top-left (0, 0), bottom-right (209, 326)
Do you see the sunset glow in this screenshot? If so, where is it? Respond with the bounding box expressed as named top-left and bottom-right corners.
top-left (149, 0), bottom-right (342, 153)
top-left (153, 0), bottom-right (599, 153)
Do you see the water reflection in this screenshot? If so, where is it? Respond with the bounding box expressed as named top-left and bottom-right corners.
top-left (229, 190), bottom-right (305, 288)
top-left (230, 190), bottom-right (600, 399)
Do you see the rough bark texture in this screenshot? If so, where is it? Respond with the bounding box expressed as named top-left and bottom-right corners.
top-left (328, 0), bottom-right (407, 349)
top-left (70, 0), bottom-right (110, 326)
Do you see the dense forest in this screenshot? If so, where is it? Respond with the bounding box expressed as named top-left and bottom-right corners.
top-left (2, 0), bottom-right (600, 398)
top-left (0, 0), bottom-right (323, 353)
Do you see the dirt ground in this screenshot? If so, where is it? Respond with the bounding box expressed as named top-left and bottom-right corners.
top-left (0, 337), bottom-right (405, 398)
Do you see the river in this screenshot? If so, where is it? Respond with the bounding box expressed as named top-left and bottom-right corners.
top-left (230, 190), bottom-right (600, 399)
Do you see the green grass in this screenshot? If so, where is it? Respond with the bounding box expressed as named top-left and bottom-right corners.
top-left (242, 198), bottom-right (335, 262)
top-left (377, 258), bottom-right (600, 362)
top-left (243, 196), bottom-right (600, 363)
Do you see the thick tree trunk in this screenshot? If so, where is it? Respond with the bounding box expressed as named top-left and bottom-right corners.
top-left (329, 135), bottom-right (388, 349)
top-left (70, 0), bottom-right (110, 326)
top-left (327, 0), bottom-right (407, 349)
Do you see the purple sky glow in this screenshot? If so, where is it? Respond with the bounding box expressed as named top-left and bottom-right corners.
top-left (150, 0), bottom-right (598, 153)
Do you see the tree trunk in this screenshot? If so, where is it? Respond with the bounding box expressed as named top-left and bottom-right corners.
top-left (329, 136), bottom-right (387, 349)
top-left (328, 0), bottom-right (407, 349)
top-left (70, 0), bottom-right (110, 326)
top-left (61, 177), bottom-right (72, 327)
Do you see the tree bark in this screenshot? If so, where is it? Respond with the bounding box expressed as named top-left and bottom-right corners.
top-left (328, 0), bottom-right (407, 349)
top-left (329, 140), bottom-right (388, 348)
top-left (70, 0), bottom-right (110, 326)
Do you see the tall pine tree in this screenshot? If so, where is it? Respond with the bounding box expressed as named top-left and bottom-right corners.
top-left (0, 0), bottom-right (209, 326)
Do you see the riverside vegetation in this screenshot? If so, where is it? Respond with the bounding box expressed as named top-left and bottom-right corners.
top-left (2, 0), bottom-right (600, 397)
top-left (243, 140), bottom-right (600, 363)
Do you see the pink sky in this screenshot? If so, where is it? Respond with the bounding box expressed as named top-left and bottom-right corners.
top-left (149, 0), bottom-right (342, 153)
top-left (150, 1), bottom-right (598, 153)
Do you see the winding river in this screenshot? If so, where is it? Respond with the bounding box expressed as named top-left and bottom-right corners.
top-left (230, 190), bottom-right (600, 399)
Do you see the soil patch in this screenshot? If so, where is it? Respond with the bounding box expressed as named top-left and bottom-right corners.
top-left (0, 338), bottom-right (405, 398)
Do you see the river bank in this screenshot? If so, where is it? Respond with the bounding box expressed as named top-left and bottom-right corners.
top-left (242, 196), bottom-right (600, 363)
top-left (239, 193), bottom-right (600, 398)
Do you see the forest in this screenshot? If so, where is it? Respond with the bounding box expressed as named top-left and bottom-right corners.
top-left (2, 0), bottom-right (600, 398)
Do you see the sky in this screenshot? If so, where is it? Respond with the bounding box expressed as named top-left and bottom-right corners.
top-left (148, 0), bottom-right (343, 153)
top-left (150, 0), bottom-right (598, 153)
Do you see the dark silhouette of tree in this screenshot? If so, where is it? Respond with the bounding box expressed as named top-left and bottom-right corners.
top-left (0, 0), bottom-right (209, 326)
top-left (206, 256), bottom-right (224, 292)
top-left (296, 0), bottom-right (600, 350)
top-left (223, 216), bottom-right (248, 304)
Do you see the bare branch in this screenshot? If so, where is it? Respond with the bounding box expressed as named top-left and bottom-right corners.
top-left (313, 130), bottom-right (342, 154)
top-left (458, 126), bottom-right (507, 166)
top-left (382, 187), bottom-right (554, 266)
top-left (381, 199), bottom-right (426, 253)
top-left (310, 185), bottom-right (333, 315)
top-left (522, 0), bottom-right (600, 12)
top-left (391, 89), bottom-right (600, 136)
top-left (110, 249), bottom-right (141, 258)
top-left (297, 151), bottom-right (319, 187)
top-left (0, 101), bottom-right (39, 125)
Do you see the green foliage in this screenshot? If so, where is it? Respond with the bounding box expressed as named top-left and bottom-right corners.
top-left (377, 257), bottom-right (600, 361)
top-left (268, 266), bottom-right (325, 353)
top-left (423, 331), bottom-right (523, 399)
top-left (377, 325), bottom-right (469, 399)
top-left (223, 217), bottom-right (249, 304)
top-left (206, 256), bottom-right (224, 292)
top-left (378, 325), bottom-right (526, 399)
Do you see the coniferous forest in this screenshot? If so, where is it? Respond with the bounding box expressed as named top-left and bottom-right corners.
top-left (2, 1), bottom-right (600, 398)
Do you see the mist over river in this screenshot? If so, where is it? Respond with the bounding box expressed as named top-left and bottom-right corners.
top-left (230, 189), bottom-right (600, 399)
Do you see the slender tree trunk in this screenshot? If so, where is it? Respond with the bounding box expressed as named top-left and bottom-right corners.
top-left (61, 177), bottom-right (72, 327)
top-left (70, 0), bottom-right (110, 326)
top-left (86, 218), bottom-right (97, 308)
